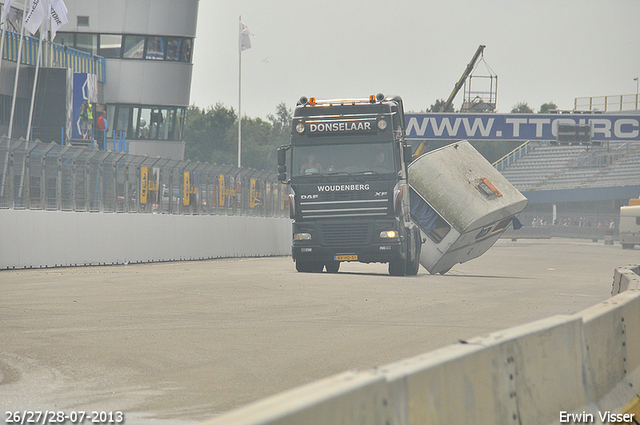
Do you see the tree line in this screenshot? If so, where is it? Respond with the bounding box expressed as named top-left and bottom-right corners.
top-left (183, 100), bottom-right (557, 170)
top-left (183, 102), bottom-right (291, 172)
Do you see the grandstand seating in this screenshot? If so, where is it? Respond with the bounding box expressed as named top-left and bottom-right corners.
top-left (499, 141), bottom-right (640, 191)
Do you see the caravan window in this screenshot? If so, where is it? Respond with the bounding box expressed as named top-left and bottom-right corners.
top-left (409, 188), bottom-right (450, 243)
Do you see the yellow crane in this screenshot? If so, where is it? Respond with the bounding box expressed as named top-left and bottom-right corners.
top-left (413, 45), bottom-right (486, 158)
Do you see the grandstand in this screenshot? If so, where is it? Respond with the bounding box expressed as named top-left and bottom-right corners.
top-left (497, 141), bottom-right (640, 191)
top-left (496, 140), bottom-right (640, 235)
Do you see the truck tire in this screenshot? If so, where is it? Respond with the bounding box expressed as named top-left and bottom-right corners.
top-left (406, 233), bottom-right (421, 276)
top-left (296, 260), bottom-right (323, 273)
top-left (388, 258), bottom-right (406, 276)
top-left (296, 260), bottom-right (312, 272)
top-left (325, 261), bottom-right (340, 273)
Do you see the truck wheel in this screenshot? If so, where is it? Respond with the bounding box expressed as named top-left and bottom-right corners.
top-left (296, 260), bottom-right (313, 272)
top-left (388, 258), bottom-right (406, 276)
top-left (406, 231), bottom-right (421, 276)
top-left (325, 261), bottom-right (340, 273)
top-left (296, 261), bottom-right (324, 273)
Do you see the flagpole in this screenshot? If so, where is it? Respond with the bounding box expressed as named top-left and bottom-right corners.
top-left (26, 0), bottom-right (47, 141)
top-left (0, 14), bottom-right (6, 79)
top-left (0, 0), bottom-right (16, 78)
top-left (7, 0), bottom-right (29, 140)
top-left (237, 15), bottom-right (242, 168)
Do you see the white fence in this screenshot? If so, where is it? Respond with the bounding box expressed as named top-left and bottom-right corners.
top-left (0, 209), bottom-right (291, 269)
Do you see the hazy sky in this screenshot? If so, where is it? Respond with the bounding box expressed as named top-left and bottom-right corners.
top-left (190, 1), bottom-right (640, 119)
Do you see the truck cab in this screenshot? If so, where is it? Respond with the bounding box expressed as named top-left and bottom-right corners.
top-left (277, 94), bottom-right (421, 275)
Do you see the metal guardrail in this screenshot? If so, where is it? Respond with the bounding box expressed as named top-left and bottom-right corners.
top-left (492, 140), bottom-right (533, 171)
top-left (1, 29), bottom-right (106, 83)
top-left (575, 94), bottom-right (640, 112)
top-left (0, 137), bottom-right (289, 217)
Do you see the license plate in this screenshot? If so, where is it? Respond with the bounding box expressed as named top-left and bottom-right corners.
top-left (335, 255), bottom-right (358, 261)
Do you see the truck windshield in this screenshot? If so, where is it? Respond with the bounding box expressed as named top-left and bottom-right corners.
top-left (292, 142), bottom-right (395, 177)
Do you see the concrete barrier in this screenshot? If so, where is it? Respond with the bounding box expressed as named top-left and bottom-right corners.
top-left (203, 266), bottom-right (640, 425)
top-left (206, 371), bottom-right (390, 425)
top-left (380, 315), bottom-right (590, 425)
top-left (578, 287), bottom-right (640, 420)
top-left (612, 264), bottom-right (640, 294)
top-left (0, 209), bottom-right (291, 269)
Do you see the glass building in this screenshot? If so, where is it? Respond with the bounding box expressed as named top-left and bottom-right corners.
top-left (54, 0), bottom-right (199, 159)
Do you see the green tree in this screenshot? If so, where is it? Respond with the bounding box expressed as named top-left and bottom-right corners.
top-left (428, 99), bottom-right (455, 112)
top-left (236, 116), bottom-right (275, 171)
top-left (267, 102), bottom-right (292, 147)
top-left (184, 103), bottom-right (237, 165)
top-left (184, 102), bottom-right (293, 171)
top-left (239, 102), bottom-right (292, 171)
top-left (538, 102), bottom-right (558, 113)
top-left (511, 102), bottom-right (534, 113)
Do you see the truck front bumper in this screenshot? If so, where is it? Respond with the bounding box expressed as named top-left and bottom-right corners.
top-left (292, 240), bottom-right (404, 264)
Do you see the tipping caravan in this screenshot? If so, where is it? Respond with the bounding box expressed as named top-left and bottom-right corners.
top-left (408, 141), bottom-right (528, 274)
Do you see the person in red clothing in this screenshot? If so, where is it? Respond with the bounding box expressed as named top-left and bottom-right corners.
top-left (97, 111), bottom-right (108, 150)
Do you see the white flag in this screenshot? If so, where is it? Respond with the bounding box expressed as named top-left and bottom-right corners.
top-left (1, 0), bottom-right (15, 24)
top-left (239, 21), bottom-right (252, 52)
top-left (23, 0), bottom-right (45, 35)
top-left (49, 0), bottom-right (68, 39)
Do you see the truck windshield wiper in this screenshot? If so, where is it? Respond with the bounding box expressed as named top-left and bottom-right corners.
top-left (326, 171), bottom-right (368, 181)
top-left (352, 170), bottom-right (383, 177)
top-left (324, 171), bottom-right (355, 177)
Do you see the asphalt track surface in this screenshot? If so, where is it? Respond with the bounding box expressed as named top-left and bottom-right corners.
top-left (1, 238), bottom-right (638, 423)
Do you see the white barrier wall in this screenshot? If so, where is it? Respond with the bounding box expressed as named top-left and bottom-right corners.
top-left (0, 210), bottom-right (291, 269)
top-left (204, 266), bottom-right (640, 425)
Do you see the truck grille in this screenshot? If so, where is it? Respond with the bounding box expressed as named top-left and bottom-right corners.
top-left (300, 199), bottom-right (389, 219)
top-left (319, 221), bottom-right (372, 246)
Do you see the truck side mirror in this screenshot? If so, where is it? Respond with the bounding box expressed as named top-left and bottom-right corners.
top-left (277, 166), bottom-right (287, 182)
top-left (277, 146), bottom-right (288, 181)
top-left (404, 145), bottom-right (414, 164)
top-left (277, 146), bottom-right (287, 167)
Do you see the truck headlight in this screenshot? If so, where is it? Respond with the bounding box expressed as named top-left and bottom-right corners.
top-left (294, 233), bottom-right (312, 241)
top-left (380, 230), bottom-right (398, 239)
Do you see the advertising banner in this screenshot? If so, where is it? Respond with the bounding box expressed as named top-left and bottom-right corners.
top-left (219, 175), bottom-right (226, 207)
top-left (140, 166), bottom-right (149, 204)
top-left (183, 172), bottom-right (191, 206)
top-left (405, 113), bottom-right (640, 142)
top-left (72, 73), bottom-right (98, 140)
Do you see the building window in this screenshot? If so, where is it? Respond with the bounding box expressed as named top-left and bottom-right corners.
top-left (123, 35), bottom-right (145, 59)
top-left (54, 32), bottom-right (193, 63)
top-left (53, 31), bottom-right (74, 48)
top-left (99, 34), bottom-right (122, 58)
top-left (75, 33), bottom-right (98, 56)
top-left (77, 16), bottom-right (89, 26)
top-left (165, 37), bottom-right (181, 61)
top-left (146, 36), bottom-right (165, 60)
top-left (111, 105), bottom-right (186, 141)
top-left (180, 38), bottom-right (192, 62)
